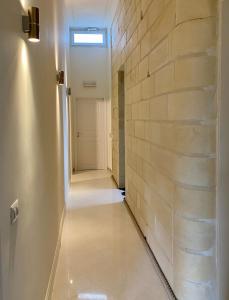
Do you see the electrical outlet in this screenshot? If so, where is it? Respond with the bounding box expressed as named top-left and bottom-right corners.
top-left (10, 199), bottom-right (19, 225)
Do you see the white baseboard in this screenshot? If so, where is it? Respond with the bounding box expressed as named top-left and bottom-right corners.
top-left (45, 208), bottom-right (65, 300)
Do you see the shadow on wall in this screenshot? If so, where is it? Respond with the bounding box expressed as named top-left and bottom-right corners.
top-left (0, 220), bottom-right (19, 300)
top-left (0, 236), bottom-right (3, 300)
top-left (9, 223), bottom-right (18, 300)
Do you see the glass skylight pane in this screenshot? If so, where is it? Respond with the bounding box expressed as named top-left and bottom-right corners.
top-left (78, 294), bottom-right (107, 300)
top-left (74, 33), bottom-right (104, 44)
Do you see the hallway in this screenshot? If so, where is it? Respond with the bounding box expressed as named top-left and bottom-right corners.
top-left (52, 171), bottom-right (171, 300)
top-left (2, 0), bottom-right (229, 299)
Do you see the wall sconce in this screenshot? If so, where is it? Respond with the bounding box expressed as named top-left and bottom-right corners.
top-left (66, 87), bottom-right (72, 96)
top-left (57, 71), bottom-right (65, 85)
top-left (22, 7), bottom-right (40, 43)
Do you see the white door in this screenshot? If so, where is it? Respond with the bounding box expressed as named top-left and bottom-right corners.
top-left (75, 98), bottom-right (106, 171)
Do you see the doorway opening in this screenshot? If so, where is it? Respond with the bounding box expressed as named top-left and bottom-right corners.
top-left (118, 69), bottom-right (125, 190)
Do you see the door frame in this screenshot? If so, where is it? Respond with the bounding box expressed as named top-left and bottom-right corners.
top-left (73, 97), bottom-right (108, 172)
top-left (118, 69), bottom-right (125, 189)
top-left (217, 1), bottom-right (229, 299)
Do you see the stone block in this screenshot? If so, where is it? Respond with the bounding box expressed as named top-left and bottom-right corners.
top-left (139, 100), bottom-right (150, 119)
top-left (150, 145), bottom-right (215, 187)
top-left (135, 121), bottom-right (145, 138)
top-left (139, 56), bottom-right (149, 81)
top-left (145, 122), bottom-right (161, 144)
top-left (175, 56), bottom-right (215, 90)
top-left (168, 90), bottom-right (216, 121)
top-left (176, 0), bottom-right (217, 24)
top-left (154, 171), bottom-right (175, 207)
top-left (174, 186), bottom-right (216, 219)
top-left (174, 246), bottom-right (215, 282)
top-left (147, 230), bottom-right (173, 286)
top-left (141, 76), bottom-right (154, 99)
top-left (150, 0), bottom-right (176, 51)
top-left (147, 0), bottom-right (165, 29)
top-left (149, 95), bottom-right (168, 120)
top-left (160, 124), bottom-right (216, 155)
top-left (174, 215), bottom-right (215, 251)
top-left (132, 82), bottom-right (141, 103)
top-left (174, 278), bottom-right (216, 300)
top-left (149, 38), bottom-right (169, 73)
top-left (137, 17), bottom-right (148, 42)
top-left (155, 63), bottom-right (175, 95)
top-left (172, 18), bottom-right (216, 58)
top-left (141, 30), bottom-right (151, 58)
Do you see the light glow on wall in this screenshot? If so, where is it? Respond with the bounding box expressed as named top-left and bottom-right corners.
top-left (19, 0), bottom-right (27, 9)
top-left (21, 42), bottom-right (28, 67)
top-left (16, 40), bottom-right (39, 184)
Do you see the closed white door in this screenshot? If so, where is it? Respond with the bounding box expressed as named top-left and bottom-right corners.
top-left (75, 98), bottom-right (106, 171)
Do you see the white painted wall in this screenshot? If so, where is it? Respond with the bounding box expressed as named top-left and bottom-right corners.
top-left (66, 0), bottom-right (119, 28)
top-left (70, 46), bottom-right (110, 98)
top-left (0, 0), bottom-right (68, 299)
top-left (69, 38), bottom-right (112, 170)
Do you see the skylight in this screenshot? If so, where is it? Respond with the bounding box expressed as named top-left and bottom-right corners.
top-left (78, 293), bottom-right (107, 300)
top-left (71, 28), bottom-right (107, 47)
top-left (74, 33), bottom-right (104, 44)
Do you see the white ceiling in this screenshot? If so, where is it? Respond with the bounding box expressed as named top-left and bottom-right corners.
top-left (66, 0), bottom-right (118, 28)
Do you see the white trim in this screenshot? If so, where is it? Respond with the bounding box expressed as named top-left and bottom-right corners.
top-left (45, 208), bottom-right (65, 300)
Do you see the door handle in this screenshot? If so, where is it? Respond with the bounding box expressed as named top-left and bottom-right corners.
top-left (77, 132), bottom-right (80, 138)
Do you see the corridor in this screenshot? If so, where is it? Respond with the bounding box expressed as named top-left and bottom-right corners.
top-left (2, 0), bottom-right (229, 299)
top-left (51, 171), bottom-right (171, 300)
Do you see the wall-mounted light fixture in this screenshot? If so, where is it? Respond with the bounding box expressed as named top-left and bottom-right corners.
top-left (22, 7), bottom-right (40, 43)
top-left (66, 87), bottom-right (72, 96)
top-left (57, 71), bottom-right (65, 85)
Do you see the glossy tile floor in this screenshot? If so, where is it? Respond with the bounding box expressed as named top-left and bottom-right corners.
top-left (52, 170), bottom-right (170, 300)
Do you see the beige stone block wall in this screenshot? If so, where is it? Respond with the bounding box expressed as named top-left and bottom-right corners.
top-left (111, 0), bottom-right (217, 298)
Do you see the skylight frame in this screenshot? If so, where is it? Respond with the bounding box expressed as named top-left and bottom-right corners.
top-left (70, 28), bottom-right (107, 48)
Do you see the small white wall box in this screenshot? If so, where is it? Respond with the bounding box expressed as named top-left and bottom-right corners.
top-left (83, 81), bottom-right (97, 88)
